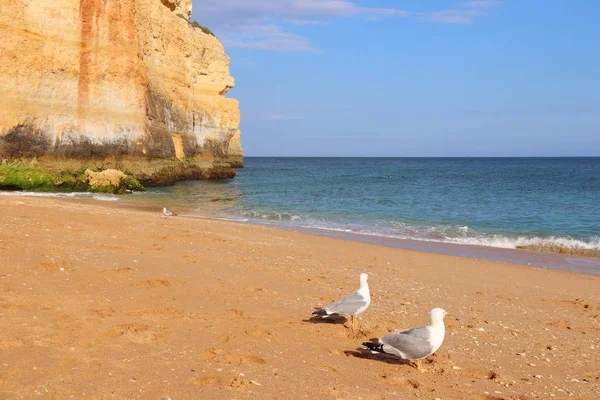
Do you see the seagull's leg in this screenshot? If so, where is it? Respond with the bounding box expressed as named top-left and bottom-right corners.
top-left (415, 359), bottom-right (424, 372)
top-left (351, 315), bottom-right (356, 331)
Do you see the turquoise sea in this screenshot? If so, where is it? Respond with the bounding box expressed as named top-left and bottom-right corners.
top-left (4, 157), bottom-right (600, 272)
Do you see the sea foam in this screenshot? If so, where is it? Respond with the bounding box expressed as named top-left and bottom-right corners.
top-left (0, 191), bottom-right (119, 201)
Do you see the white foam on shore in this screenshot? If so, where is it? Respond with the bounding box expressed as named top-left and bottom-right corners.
top-left (238, 209), bottom-right (304, 221)
top-left (91, 195), bottom-right (119, 202)
top-left (0, 191), bottom-right (79, 198)
top-left (451, 235), bottom-right (600, 251)
top-left (228, 208), bottom-right (600, 253)
top-left (5, 191), bottom-right (596, 255)
top-left (293, 223), bottom-right (600, 252)
top-left (0, 191), bottom-right (120, 201)
top-left (150, 207), bottom-right (600, 254)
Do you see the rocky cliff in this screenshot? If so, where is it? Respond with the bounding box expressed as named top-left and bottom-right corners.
top-left (0, 0), bottom-right (243, 185)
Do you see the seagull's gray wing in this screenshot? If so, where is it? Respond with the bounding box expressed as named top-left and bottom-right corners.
top-left (380, 327), bottom-right (433, 360)
top-left (325, 292), bottom-right (367, 315)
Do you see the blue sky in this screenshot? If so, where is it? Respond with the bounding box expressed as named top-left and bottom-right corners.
top-left (193, 1), bottom-right (600, 156)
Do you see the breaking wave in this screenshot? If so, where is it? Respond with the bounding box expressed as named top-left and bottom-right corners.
top-left (0, 191), bottom-right (119, 201)
top-left (226, 209), bottom-right (600, 257)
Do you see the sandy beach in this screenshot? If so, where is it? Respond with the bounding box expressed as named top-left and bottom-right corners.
top-left (0, 196), bottom-right (599, 399)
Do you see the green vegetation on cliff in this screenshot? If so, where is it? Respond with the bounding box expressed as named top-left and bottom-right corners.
top-left (190, 21), bottom-right (215, 36)
top-left (0, 161), bottom-right (145, 194)
top-left (0, 161), bottom-right (57, 191)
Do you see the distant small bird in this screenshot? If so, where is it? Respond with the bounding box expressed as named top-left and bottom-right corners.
top-left (384, 175), bottom-right (392, 179)
top-left (163, 207), bottom-right (177, 217)
top-left (312, 273), bottom-right (371, 331)
top-left (363, 308), bottom-right (447, 372)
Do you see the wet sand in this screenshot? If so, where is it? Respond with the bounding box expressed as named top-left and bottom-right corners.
top-left (278, 225), bottom-right (600, 275)
top-left (0, 196), bottom-right (599, 399)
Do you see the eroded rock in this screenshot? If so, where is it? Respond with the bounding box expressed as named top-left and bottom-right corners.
top-left (0, 0), bottom-right (243, 186)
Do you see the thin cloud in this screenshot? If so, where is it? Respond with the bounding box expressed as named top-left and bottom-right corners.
top-left (286, 20), bottom-right (328, 26)
top-left (461, 1), bottom-right (503, 8)
top-left (222, 24), bottom-right (320, 53)
top-left (426, 0), bottom-right (502, 24)
top-left (358, 7), bottom-right (410, 20)
top-left (194, 1), bottom-right (503, 52)
top-left (428, 9), bottom-right (482, 25)
top-left (262, 114), bottom-right (362, 122)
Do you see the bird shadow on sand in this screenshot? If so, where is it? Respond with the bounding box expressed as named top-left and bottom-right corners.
top-left (345, 346), bottom-right (413, 366)
top-left (302, 315), bottom-right (348, 325)
top-left (303, 308), bottom-right (348, 325)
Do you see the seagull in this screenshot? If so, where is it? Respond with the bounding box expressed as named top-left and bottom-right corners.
top-left (163, 207), bottom-right (177, 217)
top-left (312, 272), bottom-right (371, 331)
top-left (363, 308), bottom-right (447, 372)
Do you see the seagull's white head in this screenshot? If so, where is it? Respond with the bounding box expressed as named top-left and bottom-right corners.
top-left (359, 272), bottom-right (368, 286)
top-left (430, 308), bottom-right (447, 325)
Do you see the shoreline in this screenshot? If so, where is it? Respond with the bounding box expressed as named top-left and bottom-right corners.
top-left (1, 195), bottom-right (599, 399)
top-left (5, 190), bottom-right (596, 275)
top-left (199, 217), bottom-right (600, 276)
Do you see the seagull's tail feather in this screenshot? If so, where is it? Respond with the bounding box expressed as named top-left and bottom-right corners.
top-left (362, 341), bottom-right (385, 353)
top-left (312, 308), bottom-right (329, 317)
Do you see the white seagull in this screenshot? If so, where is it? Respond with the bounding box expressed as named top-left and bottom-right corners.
top-left (313, 272), bottom-right (371, 331)
top-left (163, 207), bottom-right (177, 217)
top-left (363, 307), bottom-right (447, 372)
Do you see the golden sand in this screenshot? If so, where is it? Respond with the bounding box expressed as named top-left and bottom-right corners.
top-left (0, 197), bottom-right (599, 399)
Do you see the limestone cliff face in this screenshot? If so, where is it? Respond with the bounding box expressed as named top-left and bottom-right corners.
top-left (0, 0), bottom-right (243, 184)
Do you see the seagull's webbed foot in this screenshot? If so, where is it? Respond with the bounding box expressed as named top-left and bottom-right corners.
top-left (414, 359), bottom-right (425, 373)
